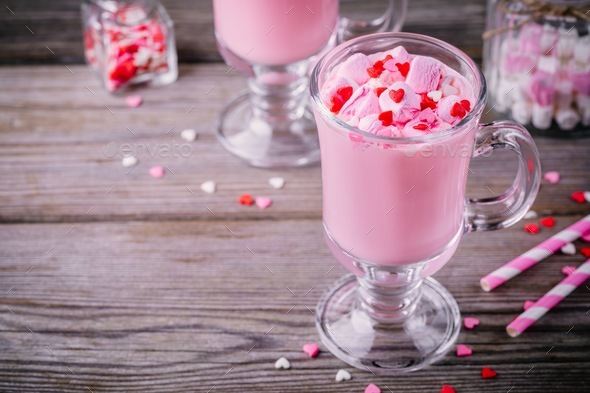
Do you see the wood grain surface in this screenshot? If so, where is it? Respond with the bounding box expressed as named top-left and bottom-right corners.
top-left (1, 1), bottom-right (590, 391)
top-left (0, 0), bottom-right (486, 64)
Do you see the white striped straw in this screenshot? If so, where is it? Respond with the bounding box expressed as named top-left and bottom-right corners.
top-left (506, 259), bottom-right (590, 337)
top-left (480, 214), bottom-right (590, 292)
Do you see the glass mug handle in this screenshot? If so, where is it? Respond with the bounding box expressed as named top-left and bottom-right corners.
top-left (337, 0), bottom-right (408, 43)
top-left (465, 121), bottom-right (542, 232)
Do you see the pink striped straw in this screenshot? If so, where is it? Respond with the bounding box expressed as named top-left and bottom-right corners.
top-left (506, 259), bottom-right (590, 337)
top-left (480, 214), bottom-right (590, 292)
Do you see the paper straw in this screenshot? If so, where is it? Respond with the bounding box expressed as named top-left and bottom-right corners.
top-left (506, 259), bottom-right (590, 337)
top-left (480, 214), bottom-right (590, 292)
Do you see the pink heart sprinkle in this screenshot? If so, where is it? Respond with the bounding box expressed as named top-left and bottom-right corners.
top-left (365, 383), bottom-right (381, 393)
top-left (543, 171), bottom-right (560, 184)
top-left (255, 196), bottom-right (273, 209)
top-left (456, 344), bottom-right (473, 357)
top-left (125, 95), bottom-right (143, 108)
top-left (561, 266), bottom-right (577, 276)
top-left (302, 343), bottom-right (320, 358)
top-left (149, 165), bottom-right (165, 178)
top-left (523, 300), bottom-right (535, 310)
top-left (463, 317), bottom-right (480, 330)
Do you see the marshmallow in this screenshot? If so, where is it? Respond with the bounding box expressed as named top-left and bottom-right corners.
top-left (555, 79), bottom-right (574, 108)
top-left (339, 86), bottom-right (380, 122)
top-left (556, 27), bottom-right (577, 59)
top-left (404, 55), bottom-right (442, 93)
top-left (378, 81), bottom-right (421, 123)
top-left (574, 35), bottom-right (590, 65)
top-left (555, 107), bottom-right (580, 130)
top-left (359, 114), bottom-right (397, 137)
top-left (540, 24), bottom-right (558, 54)
top-left (511, 100), bottom-right (533, 125)
top-left (436, 95), bottom-right (463, 124)
top-left (532, 103), bottom-right (553, 129)
top-left (338, 53), bottom-right (372, 85)
top-left (519, 23), bottom-right (543, 55)
top-left (538, 56), bottom-right (558, 74)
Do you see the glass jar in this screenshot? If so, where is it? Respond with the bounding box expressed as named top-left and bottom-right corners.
top-left (483, 0), bottom-right (590, 137)
top-left (81, 0), bottom-right (178, 93)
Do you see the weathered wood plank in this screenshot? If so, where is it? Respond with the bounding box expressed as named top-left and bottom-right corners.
top-left (1, 65), bottom-right (589, 223)
top-left (1, 217), bottom-right (589, 392)
top-left (0, 0), bottom-right (486, 64)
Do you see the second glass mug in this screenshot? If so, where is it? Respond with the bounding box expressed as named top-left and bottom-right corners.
top-left (212, 0), bottom-right (407, 167)
top-left (309, 32), bottom-right (542, 372)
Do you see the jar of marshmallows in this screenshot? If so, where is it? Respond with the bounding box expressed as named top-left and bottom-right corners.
top-left (483, 0), bottom-right (590, 137)
top-left (81, 0), bottom-right (178, 93)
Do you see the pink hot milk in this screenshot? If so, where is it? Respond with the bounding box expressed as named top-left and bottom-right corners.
top-left (213, 0), bottom-right (339, 65)
top-left (316, 46), bottom-right (476, 270)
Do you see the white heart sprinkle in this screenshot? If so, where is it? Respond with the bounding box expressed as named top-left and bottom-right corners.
top-left (561, 243), bottom-right (576, 255)
top-left (269, 177), bottom-right (285, 189)
top-left (200, 180), bottom-right (216, 194)
top-left (524, 210), bottom-right (538, 219)
top-left (427, 90), bottom-right (442, 102)
top-left (274, 357), bottom-right (290, 370)
top-left (122, 156), bottom-right (138, 167)
top-left (181, 129), bottom-right (198, 142)
top-left (335, 369), bottom-right (351, 382)
top-left (584, 191), bottom-right (590, 203)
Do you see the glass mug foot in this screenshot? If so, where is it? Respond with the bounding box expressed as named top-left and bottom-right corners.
top-left (317, 274), bottom-right (460, 373)
top-left (216, 92), bottom-right (320, 168)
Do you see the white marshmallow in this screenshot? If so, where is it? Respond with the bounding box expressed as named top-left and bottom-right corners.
top-left (555, 79), bottom-right (574, 109)
top-left (495, 78), bottom-right (518, 110)
top-left (532, 103), bottom-right (553, 129)
top-left (540, 24), bottom-right (558, 54)
top-left (511, 100), bottom-right (533, 125)
top-left (574, 35), bottom-right (590, 65)
top-left (538, 56), bottom-right (558, 74)
top-left (555, 107), bottom-right (580, 130)
top-left (556, 27), bottom-right (577, 59)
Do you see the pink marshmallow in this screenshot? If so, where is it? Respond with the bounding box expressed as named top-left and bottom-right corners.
top-left (320, 75), bottom-right (356, 106)
top-left (502, 51), bottom-right (536, 75)
top-left (405, 55), bottom-right (442, 94)
top-left (339, 85), bottom-right (380, 122)
top-left (338, 53), bottom-right (372, 85)
top-left (519, 23), bottom-right (543, 55)
top-left (378, 81), bottom-right (421, 124)
top-left (436, 95), bottom-right (463, 124)
top-left (572, 71), bottom-right (590, 96)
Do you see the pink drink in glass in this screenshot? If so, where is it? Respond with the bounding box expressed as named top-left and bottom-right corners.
top-left (213, 0), bottom-right (339, 65)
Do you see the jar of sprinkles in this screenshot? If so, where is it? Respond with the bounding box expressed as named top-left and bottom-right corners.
top-left (483, 0), bottom-right (590, 136)
top-left (81, 0), bottom-right (178, 93)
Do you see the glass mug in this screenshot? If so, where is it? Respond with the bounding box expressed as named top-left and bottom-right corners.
top-left (310, 32), bottom-right (541, 372)
top-left (213, 0), bottom-right (407, 167)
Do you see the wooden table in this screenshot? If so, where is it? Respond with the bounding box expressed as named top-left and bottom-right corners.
top-left (1, 1), bottom-right (590, 392)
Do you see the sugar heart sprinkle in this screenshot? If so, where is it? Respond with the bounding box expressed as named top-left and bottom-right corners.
top-left (269, 177), bottom-right (285, 189)
top-left (524, 210), bottom-right (538, 219)
top-left (274, 357), bottom-right (290, 370)
top-left (396, 62), bottom-right (410, 77)
top-left (302, 343), bottom-right (320, 358)
top-left (481, 367), bottom-right (497, 379)
top-left (364, 383), bottom-right (381, 393)
top-left (440, 385), bottom-right (456, 393)
top-left (255, 196), bottom-right (272, 209)
top-left (571, 191), bottom-right (587, 204)
top-left (561, 266), bottom-right (577, 276)
top-left (180, 128), bottom-right (198, 142)
top-left (540, 216), bottom-right (555, 227)
top-left (200, 180), bottom-right (216, 194)
top-left (580, 247), bottom-right (590, 258)
top-left (238, 194), bottom-right (255, 206)
top-left (125, 95), bottom-right (143, 108)
top-left (375, 87), bottom-right (387, 97)
top-left (378, 111), bottom-right (393, 126)
top-left (543, 171), bottom-right (560, 184)
top-left (335, 369), bottom-right (351, 382)
top-left (456, 344), bottom-right (473, 357)
top-left (149, 165), bottom-right (165, 178)
top-left (122, 156), bottom-right (138, 167)
top-left (464, 317), bottom-right (480, 330)
top-left (337, 86), bottom-right (353, 102)
top-left (389, 88), bottom-right (405, 103)
top-left (560, 243), bottom-right (576, 255)
top-left (524, 223), bottom-right (540, 235)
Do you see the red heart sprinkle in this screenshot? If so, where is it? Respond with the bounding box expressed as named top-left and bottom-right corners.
top-left (396, 62), bottom-right (410, 77)
top-left (390, 88), bottom-right (405, 103)
top-left (540, 216), bottom-right (555, 227)
top-left (420, 99), bottom-right (437, 111)
top-left (238, 194), bottom-right (255, 206)
top-left (482, 367), bottom-right (497, 379)
top-left (450, 102), bottom-right (467, 118)
top-left (460, 99), bottom-right (471, 111)
top-left (375, 87), bottom-right (387, 97)
top-left (381, 54), bottom-right (393, 62)
top-left (413, 123), bottom-right (429, 130)
top-left (571, 191), bottom-right (586, 204)
top-left (337, 86), bottom-right (353, 102)
top-left (440, 385), bottom-right (456, 393)
top-left (378, 111), bottom-right (393, 126)
top-left (330, 96), bottom-right (344, 113)
top-left (580, 247), bottom-right (590, 258)
top-left (367, 60), bottom-right (385, 78)
top-left (109, 58), bottom-right (137, 81)
top-left (524, 223), bottom-right (540, 235)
